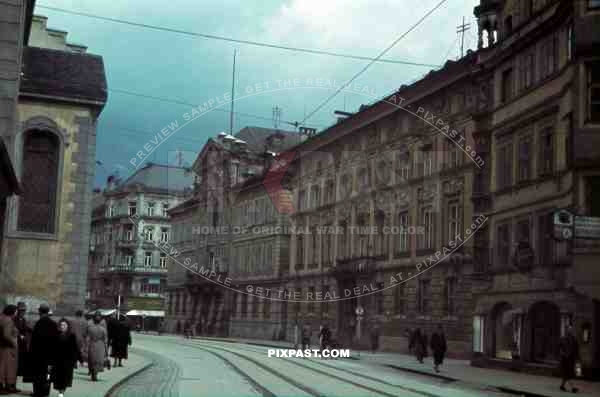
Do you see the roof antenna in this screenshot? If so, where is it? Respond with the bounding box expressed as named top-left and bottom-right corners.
top-left (272, 106), bottom-right (281, 129)
top-left (175, 147), bottom-right (184, 167)
top-left (230, 49), bottom-right (237, 134)
top-left (456, 17), bottom-right (471, 59)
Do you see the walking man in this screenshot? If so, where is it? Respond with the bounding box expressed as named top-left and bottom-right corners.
top-left (14, 302), bottom-right (31, 382)
top-left (559, 325), bottom-right (579, 393)
top-left (430, 324), bottom-right (447, 373)
top-left (29, 304), bottom-right (58, 397)
top-left (412, 328), bottom-right (426, 364)
top-left (70, 310), bottom-right (88, 368)
top-left (301, 323), bottom-right (311, 350)
top-left (370, 322), bottom-right (380, 354)
top-left (0, 305), bottom-right (19, 395)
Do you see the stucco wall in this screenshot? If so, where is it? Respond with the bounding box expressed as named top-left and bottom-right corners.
top-left (1, 101), bottom-right (96, 315)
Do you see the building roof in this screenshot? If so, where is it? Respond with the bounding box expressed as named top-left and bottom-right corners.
top-left (233, 126), bottom-right (303, 153)
top-left (19, 46), bottom-right (107, 106)
top-left (118, 163), bottom-right (195, 194)
top-left (0, 137), bottom-right (20, 196)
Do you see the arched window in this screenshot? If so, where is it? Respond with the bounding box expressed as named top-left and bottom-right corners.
top-left (18, 130), bottom-right (60, 234)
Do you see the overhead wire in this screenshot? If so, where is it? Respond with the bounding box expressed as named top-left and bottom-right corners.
top-left (300, 0), bottom-right (449, 124)
top-left (36, 4), bottom-right (442, 68)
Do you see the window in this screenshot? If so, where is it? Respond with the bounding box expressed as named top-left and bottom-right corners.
top-left (397, 212), bottom-right (409, 254)
top-left (502, 68), bottom-right (514, 103)
top-left (125, 225), bottom-right (134, 241)
top-left (590, 0), bottom-right (600, 9)
top-left (125, 254), bottom-right (133, 267)
top-left (357, 214), bottom-right (368, 257)
top-left (322, 228), bottom-right (331, 265)
top-left (162, 203), bottom-right (169, 217)
top-left (448, 140), bottom-right (462, 168)
top-left (358, 168), bottom-right (369, 191)
top-left (445, 277), bottom-right (457, 315)
top-left (296, 234), bottom-right (304, 269)
top-left (298, 190), bottom-right (306, 211)
top-left (145, 227), bottom-right (154, 241)
top-left (418, 279), bottom-right (431, 314)
top-left (541, 36), bottom-right (558, 79)
top-left (375, 211), bottom-right (386, 256)
top-left (474, 226), bottom-right (490, 273)
top-left (423, 147), bottom-right (433, 177)
top-left (308, 287), bottom-right (315, 313)
top-left (518, 137), bottom-right (532, 183)
top-left (567, 24), bottom-right (573, 61)
top-left (241, 294), bottom-right (248, 318)
top-left (160, 253), bottom-right (168, 268)
top-left (504, 16), bottom-right (513, 36)
top-left (311, 185), bottom-right (321, 208)
top-left (106, 254), bottom-right (112, 267)
top-left (516, 219), bottom-right (530, 247)
top-left (539, 128), bottom-right (554, 176)
top-left (311, 228), bottom-right (318, 266)
top-left (128, 201), bottom-right (137, 216)
top-left (588, 63), bottom-right (600, 122)
top-left (496, 143), bottom-right (513, 190)
top-left (161, 228), bottom-right (169, 242)
top-left (419, 206), bottom-right (434, 250)
top-left (315, 160), bottom-right (322, 175)
top-left (520, 52), bottom-right (535, 89)
top-left (326, 181), bottom-right (335, 204)
top-left (396, 151), bottom-right (410, 181)
top-left (338, 221), bottom-right (348, 258)
top-left (107, 205), bottom-right (115, 217)
top-left (17, 131), bottom-right (59, 234)
top-left (375, 283), bottom-right (384, 315)
top-left (537, 213), bottom-right (554, 266)
top-left (147, 202), bottom-right (155, 216)
top-left (496, 223), bottom-right (511, 266)
top-left (447, 200), bottom-right (461, 241)
top-left (322, 286), bottom-right (329, 314)
top-left (263, 297), bottom-right (271, 319)
top-left (252, 296), bottom-right (259, 318)
top-left (394, 283), bottom-right (405, 314)
top-left (144, 252), bottom-right (152, 267)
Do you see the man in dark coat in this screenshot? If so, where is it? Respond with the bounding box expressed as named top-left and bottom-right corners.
top-left (559, 325), bottom-right (579, 393)
top-left (70, 310), bottom-right (88, 367)
top-left (14, 302), bottom-right (32, 380)
top-left (109, 316), bottom-right (131, 367)
top-left (28, 304), bottom-right (59, 397)
top-left (430, 325), bottom-right (447, 373)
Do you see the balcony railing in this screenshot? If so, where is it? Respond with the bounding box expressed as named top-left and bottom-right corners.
top-left (99, 264), bottom-right (168, 274)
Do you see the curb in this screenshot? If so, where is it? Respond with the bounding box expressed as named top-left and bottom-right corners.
top-left (103, 360), bottom-right (154, 397)
top-left (347, 355), bottom-right (559, 397)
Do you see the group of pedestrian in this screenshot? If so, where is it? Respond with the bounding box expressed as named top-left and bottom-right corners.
top-left (0, 302), bottom-right (132, 397)
top-left (408, 325), bottom-right (447, 373)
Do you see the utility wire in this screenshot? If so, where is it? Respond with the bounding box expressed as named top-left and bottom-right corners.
top-left (300, 0), bottom-right (449, 124)
top-left (36, 4), bottom-right (442, 68)
top-left (108, 88), bottom-right (324, 129)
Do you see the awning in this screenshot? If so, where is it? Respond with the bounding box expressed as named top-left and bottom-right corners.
top-left (87, 309), bottom-right (116, 316)
top-left (125, 310), bottom-right (164, 317)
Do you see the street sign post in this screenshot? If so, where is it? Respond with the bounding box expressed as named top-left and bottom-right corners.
top-left (355, 306), bottom-right (364, 356)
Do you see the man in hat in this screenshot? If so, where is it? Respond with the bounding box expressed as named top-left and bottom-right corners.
top-left (28, 304), bottom-right (58, 397)
top-left (14, 302), bottom-right (32, 380)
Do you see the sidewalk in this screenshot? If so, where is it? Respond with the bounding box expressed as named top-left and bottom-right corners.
top-left (193, 335), bottom-right (600, 397)
top-left (5, 351), bottom-right (152, 397)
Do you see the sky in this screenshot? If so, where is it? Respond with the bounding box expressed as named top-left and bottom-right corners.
top-left (32, 0), bottom-right (481, 188)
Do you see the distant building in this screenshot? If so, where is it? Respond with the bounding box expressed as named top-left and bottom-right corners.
top-left (0, 9), bottom-right (107, 315)
top-left (165, 127), bottom-right (302, 335)
top-left (88, 164), bottom-right (193, 328)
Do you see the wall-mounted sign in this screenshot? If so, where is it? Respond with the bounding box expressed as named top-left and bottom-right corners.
top-left (553, 209), bottom-right (600, 240)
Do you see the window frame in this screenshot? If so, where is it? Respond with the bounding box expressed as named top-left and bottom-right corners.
top-left (588, 62), bottom-right (600, 123)
top-left (16, 129), bottom-right (62, 236)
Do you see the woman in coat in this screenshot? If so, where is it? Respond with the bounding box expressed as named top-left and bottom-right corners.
top-left (51, 319), bottom-right (80, 397)
top-left (412, 328), bottom-right (427, 363)
top-left (109, 317), bottom-right (131, 367)
top-left (0, 305), bottom-right (19, 394)
top-left (86, 312), bottom-right (108, 382)
top-left (430, 325), bottom-right (447, 373)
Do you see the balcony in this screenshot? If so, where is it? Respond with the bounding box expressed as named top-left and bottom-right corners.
top-left (98, 264), bottom-right (168, 274)
top-left (117, 238), bottom-right (137, 248)
top-left (331, 256), bottom-right (378, 278)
